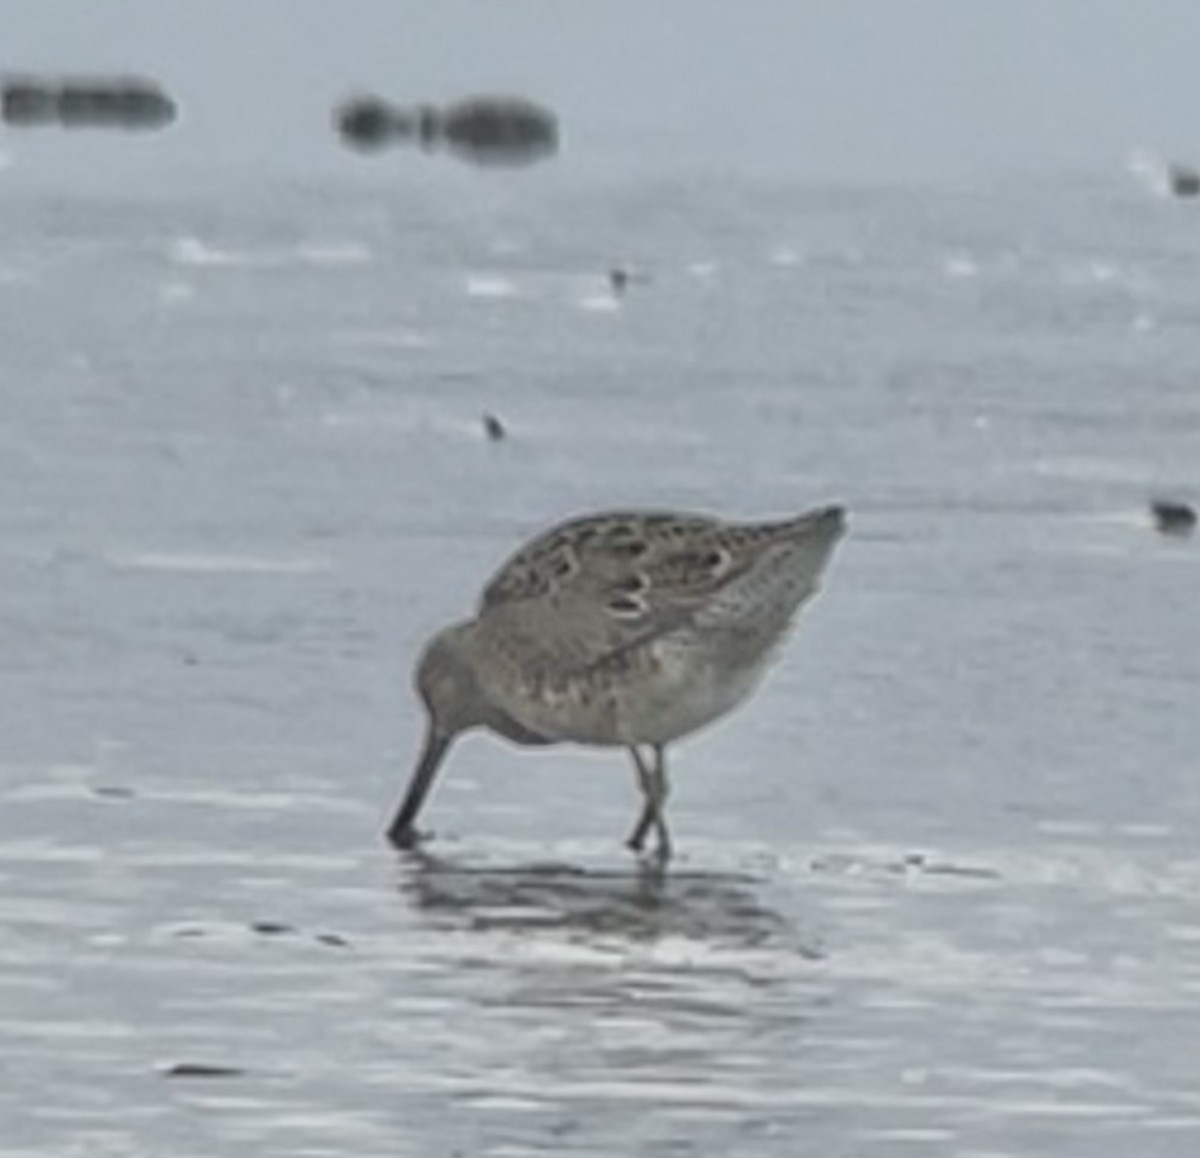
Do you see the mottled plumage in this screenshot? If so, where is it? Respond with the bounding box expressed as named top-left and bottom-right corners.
top-left (387, 504), bottom-right (846, 860)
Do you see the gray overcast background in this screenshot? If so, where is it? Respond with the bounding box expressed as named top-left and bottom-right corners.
top-left (3, 0), bottom-right (1200, 185)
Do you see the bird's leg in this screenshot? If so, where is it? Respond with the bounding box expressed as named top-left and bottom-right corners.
top-left (626, 746), bottom-right (656, 852)
top-left (647, 744), bottom-right (671, 861)
top-left (625, 744), bottom-right (670, 860)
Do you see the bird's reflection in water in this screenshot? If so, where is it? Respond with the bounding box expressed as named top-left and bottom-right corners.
top-left (396, 847), bottom-right (811, 952)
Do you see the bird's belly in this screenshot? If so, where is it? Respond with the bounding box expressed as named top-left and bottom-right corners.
top-left (613, 649), bottom-right (768, 746)
top-left (498, 638), bottom-right (774, 748)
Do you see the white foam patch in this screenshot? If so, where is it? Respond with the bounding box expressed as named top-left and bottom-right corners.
top-left (1060, 260), bottom-right (1124, 287)
top-left (576, 292), bottom-right (621, 312)
top-left (168, 236), bottom-right (374, 272)
top-left (860, 1127), bottom-right (957, 1141)
top-left (1144, 1117), bottom-right (1200, 1131)
top-left (976, 1097), bottom-right (1150, 1119)
top-left (167, 237), bottom-right (266, 269)
top-left (1117, 823), bottom-right (1173, 839)
top-left (769, 246), bottom-right (803, 267)
top-left (320, 406), bottom-right (447, 433)
top-left (1034, 819), bottom-right (1106, 837)
top-left (320, 410), bottom-right (406, 430)
top-left (942, 253), bottom-right (978, 279)
top-left (122, 787), bottom-right (363, 817)
top-left (295, 240), bottom-right (372, 266)
top-left (1126, 149), bottom-right (1173, 198)
top-left (329, 327), bottom-right (433, 349)
top-left (465, 273), bottom-right (519, 299)
top-left (1030, 456), bottom-right (1154, 485)
top-left (1070, 509), bottom-right (1157, 532)
top-left (107, 552), bottom-right (332, 575)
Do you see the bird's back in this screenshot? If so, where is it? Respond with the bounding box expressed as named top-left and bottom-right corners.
top-left (462, 506), bottom-right (845, 746)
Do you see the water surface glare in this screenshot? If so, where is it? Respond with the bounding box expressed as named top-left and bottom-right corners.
top-left (1, 769), bottom-right (1196, 1155)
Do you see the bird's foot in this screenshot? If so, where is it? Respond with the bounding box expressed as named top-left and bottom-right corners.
top-left (387, 823), bottom-right (427, 851)
top-left (628, 838), bottom-right (671, 870)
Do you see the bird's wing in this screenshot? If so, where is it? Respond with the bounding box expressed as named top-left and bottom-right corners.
top-left (469, 507), bottom-right (845, 736)
top-left (476, 580), bottom-right (689, 688)
top-left (475, 506), bottom-right (843, 683)
top-left (479, 509), bottom-right (736, 615)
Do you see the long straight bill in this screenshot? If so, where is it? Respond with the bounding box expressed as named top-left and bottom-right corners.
top-left (387, 728), bottom-right (452, 848)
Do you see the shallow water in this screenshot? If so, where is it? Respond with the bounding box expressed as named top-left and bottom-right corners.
top-left (2, 71), bottom-right (1199, 1158)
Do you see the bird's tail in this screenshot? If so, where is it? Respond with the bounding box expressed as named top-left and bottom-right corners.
top-left (700, 504), bottom-right (846, 628)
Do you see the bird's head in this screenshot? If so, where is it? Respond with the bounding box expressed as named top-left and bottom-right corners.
top-left (387, 622), bottom-right (483, 847)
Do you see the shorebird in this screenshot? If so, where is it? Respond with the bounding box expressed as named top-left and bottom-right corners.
top-left (1150, 498), bottom-right (1196, 536)
top-left (387, 504), bottom-right (846, 860)
top-left (482, 412), bottom-right (506, 442)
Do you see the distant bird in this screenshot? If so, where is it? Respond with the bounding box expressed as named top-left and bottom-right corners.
top-left (482, 413), bottom-right (506, 442)
top-left (429, 95), bottom-right (558, 166)
top-left (2, 74), bottom-right (175, 130)
top-left (1169, 165), bottom-right (1200, 198)
top-left (334, 92), bottom-right (558, 166)
top-left (1150, 498), bottom-right (1197, 536)
top-left (334, 95), bottom-right (396, 150)
top-left (608, 266), bottom-right (650, 295)
top-left (1, 78), bottom-right (57, 125)
top-left (387, 504), bottom-right (846, 860)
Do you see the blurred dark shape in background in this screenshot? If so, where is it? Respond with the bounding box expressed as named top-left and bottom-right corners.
top-left (333, 94), bottom-right (395, 152)
top-left (335, 93), bottom-right (558, 166)
top-left (1, 78), bottom-right (59, 126)
top-left (1168, 164), bottom-right (1200, 198)
top-left (1150, 498), bottom-right (1196, 536)
top-left (2, 74), bottom-right (176, 130)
